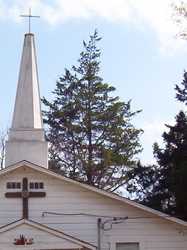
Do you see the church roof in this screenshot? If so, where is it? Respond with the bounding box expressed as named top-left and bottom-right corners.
top-left (1, 160), bottom-right (187, 228)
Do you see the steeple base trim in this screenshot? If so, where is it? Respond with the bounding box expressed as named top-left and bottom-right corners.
top-left (5, 140), bottom-right (48, 168)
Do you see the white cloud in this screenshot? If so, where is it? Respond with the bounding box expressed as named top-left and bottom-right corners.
top-left (142, 120), bottom-right (168, 143)
top-left (139, 118), bottom-right (175, 164)
top-left (0, 0), bottom-right (186, 51)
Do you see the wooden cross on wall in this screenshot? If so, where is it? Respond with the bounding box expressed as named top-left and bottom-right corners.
top-left (5, 178), bottom-right (46, 219)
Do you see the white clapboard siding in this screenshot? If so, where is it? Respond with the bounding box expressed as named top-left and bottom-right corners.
top-left (0, 223), bottom-right (85, 250)
top-left (0, 165), bottom-right (186, 250)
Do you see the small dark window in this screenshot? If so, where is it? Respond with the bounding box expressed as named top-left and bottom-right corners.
top-left (39, 182), bottom-right (44, 189)
top-left (35, 183), bottom-right (39, 189)
top-left (6, 182), bottom-right (21, 189)
top-left (17, 182), bottom-right (21, 189)
top-left (30, 182), bottom-right (44, 189)
top-left (7, 183), bottom-right (11, 189)
top-left (116, 243), bottom-right (139, 250)
top-left (30, 183), bottom-right (34, 189)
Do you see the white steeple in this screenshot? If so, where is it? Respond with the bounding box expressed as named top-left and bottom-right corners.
top-left (5, 33), bottom-right (48, 168)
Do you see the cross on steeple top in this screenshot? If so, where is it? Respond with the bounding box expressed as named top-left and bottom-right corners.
top-left (20, 8), bottom-right (40, 33)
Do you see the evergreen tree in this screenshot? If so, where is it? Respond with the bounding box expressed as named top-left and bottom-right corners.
top-left (42, 31), bottom-right (142, 192)
top-left (127, 71), bottom-right (187, 221)
top-left (128, 112), bottom-right (187, 220)
top-left (153, 111), bottom-right (187, 220)
top-left (175, 71), bottom-right (187, 104)
top-left (127, 161), bottom-right (161, 209)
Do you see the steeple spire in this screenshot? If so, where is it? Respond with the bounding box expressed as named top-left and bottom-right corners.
top-left (5, 33), bottom-right (48, 168)
top-left (12, 33), bottom-right (43, 130)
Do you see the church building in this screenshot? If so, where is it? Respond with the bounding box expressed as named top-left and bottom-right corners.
top-left (0, 31), bottom-right (187, 250)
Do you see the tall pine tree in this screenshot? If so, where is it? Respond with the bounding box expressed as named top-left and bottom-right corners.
top-left (127, 72), bottom-right (187, 221)
top-left (175, 71), bottom-right (187, 104)
top-left (153, 111), bottom-right (187, 220)
top-left (127, 161), bottom-right (161, 210)
top-left (42, 31), bottom-right (142, 192)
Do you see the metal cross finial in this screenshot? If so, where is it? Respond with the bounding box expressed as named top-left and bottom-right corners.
top-left (20, 8), bottom-right (40, 33)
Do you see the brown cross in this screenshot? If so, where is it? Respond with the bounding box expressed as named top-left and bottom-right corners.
top-left (5, 177), bottom-right (46, 219)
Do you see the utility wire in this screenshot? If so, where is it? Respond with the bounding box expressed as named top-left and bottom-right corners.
top-left (42, 211), bottom-right (124, 219)
top-left (42, 211), bottom-right (174, 220)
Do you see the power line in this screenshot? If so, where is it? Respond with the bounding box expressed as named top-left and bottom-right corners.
top-left (42, 211), bottom-right (174, 220)
top-left (42, 212), bottom-right (120, 218)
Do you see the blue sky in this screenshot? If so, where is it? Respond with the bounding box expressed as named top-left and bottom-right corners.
top-left (0, 0), bottom-right (187, 164)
